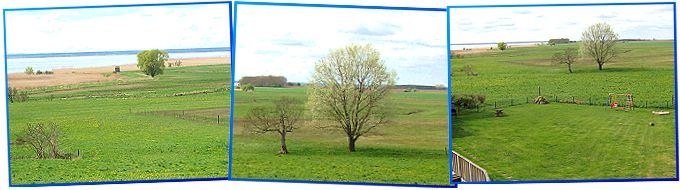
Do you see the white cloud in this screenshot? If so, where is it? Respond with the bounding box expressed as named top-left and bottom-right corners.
top-left (449, 4), bottom-right (674, 46)
top-left (235, 5), bottom-right (448, 86)
top-left (5, 3), bottom-right (230, 54)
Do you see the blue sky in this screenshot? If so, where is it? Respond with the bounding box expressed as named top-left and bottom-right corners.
top-left (449, 4), bottom-right (674, 47)
top-left (5, 3), bottom-right (231, 54)
top-left (235, 5), bottom-right (448, 86)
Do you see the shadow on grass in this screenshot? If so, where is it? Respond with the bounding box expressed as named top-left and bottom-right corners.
top-left (452, 110), bottom-right (501, 139)
top-left (277, 143), bottom-right (447, 159)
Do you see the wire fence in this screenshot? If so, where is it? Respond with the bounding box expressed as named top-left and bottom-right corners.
top-left (454, 94), bottom-right (675, 113)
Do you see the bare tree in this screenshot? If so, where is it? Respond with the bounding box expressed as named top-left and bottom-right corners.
top-left (580, 22), bottom-right (619, 70)
top-left (552, 48), bottom-right (578, 73)
top-left (308, 43), bottom-right (396, 152)
top-left (246, 96), bottom-right (303, 154)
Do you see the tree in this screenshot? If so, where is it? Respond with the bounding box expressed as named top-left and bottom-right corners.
top-left (137, 49), bottom-right (169, 77)
top-left (24, 67), bottom-right (34, 75)
top-left (497, 42), bottom-right (507, 50)
top-left (552, 48), bottom-right (578, 73)
top-left (308, 44), bottom-right (396, 152)
top-left (246, 97), bottom-right (303, 154)
top-left (580, 22), bottom-right (619, 70)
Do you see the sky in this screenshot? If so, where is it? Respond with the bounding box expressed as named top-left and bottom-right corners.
top-left (235, 5), bottom-right (448, 86)
top-left (449, 4), bottom-right (675, 47)
top-left (5, 3), bottom-right (231, 54)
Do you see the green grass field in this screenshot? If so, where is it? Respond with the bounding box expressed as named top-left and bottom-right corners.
top-left (230, 87), bottom-right (451, 185)
top-left (8, 64), bottom-right (231, 184)
top-left (451, 41), bottom-right (677, 181)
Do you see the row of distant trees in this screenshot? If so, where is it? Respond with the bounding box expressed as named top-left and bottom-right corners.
top-left (239, 75), bottom-right (288, 87)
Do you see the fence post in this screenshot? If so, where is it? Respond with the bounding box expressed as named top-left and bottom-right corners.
top-left (538, 86), bottom-right (541, 96)
top-left (526, 97), bottom-right (529, 104)
top-left (494, 101), bottom-right (497, 109)
top-left (218, 115), bottom-right (220, 124)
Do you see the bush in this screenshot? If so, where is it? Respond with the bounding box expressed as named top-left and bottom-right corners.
top-left (7, 87), bottom-right (28, 103)
top-left (497, 42), bottom-right (508, 50)
top-left (166, 60), bottom-right (182, 67)
top-left (241, 83), bottom-right (255, 92)
top-left (17, 123), bottom-right (65, 159)
top-left (44, 70), bottom-right (54, 75)
top-left (36, 70), bottom-right (43, 75)
top-left (461, 65), bottom-right (478, 76)
top-left (24, 67), bottom-right (34, 75)
top-left (452, 94), bottom-right (486, 109)
top-left (403, 88), bottom-right (417, 92)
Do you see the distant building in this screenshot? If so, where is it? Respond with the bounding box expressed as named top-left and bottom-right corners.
top-left (548, 38), bottom-right (570, 45)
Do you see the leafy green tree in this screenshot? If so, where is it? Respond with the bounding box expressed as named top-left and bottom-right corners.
top-left (580, 22), bottom-right (619, 70)
top-left (308, 43), bottom-right (396, 152)
top-left (497, 42), bottom-right (508, 50)
top-left (137, 49), bottom-right (169, 77)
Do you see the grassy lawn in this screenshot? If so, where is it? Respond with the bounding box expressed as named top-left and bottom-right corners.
top-left (451, 41), bottom-right (677, 181)
top-left (9, 64), bottom-right (230, 184)
top-left (454, 104), bottom-right (676, 180)
top-left (230, 87), bottom-right (451, 185)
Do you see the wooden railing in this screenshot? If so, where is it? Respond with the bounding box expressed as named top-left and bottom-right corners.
top-left (452, 150), bottom-right (490, 182)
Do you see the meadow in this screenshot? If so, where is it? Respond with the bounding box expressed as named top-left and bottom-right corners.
top-left (230, 87), bottom-right (451, 185)
top-left (451, 41), bottom-right (677, 181)
top-left (8, 64), bottom-right (231, 184)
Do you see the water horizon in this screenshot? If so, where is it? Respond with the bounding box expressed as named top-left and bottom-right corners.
top-left (6, 47), bottom-right (230, 74)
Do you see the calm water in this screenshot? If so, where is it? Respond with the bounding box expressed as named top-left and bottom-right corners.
top-left (6, 48), bottom-right (230, 73)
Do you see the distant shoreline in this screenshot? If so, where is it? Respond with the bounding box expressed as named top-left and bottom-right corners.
top-left (8, 56), bottom-right (230, 89)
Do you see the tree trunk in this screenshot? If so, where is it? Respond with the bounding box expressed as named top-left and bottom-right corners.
top-left (279, 132), bottom-right (288, 154)
top-left (598, 63), bottom-right (603, 70)
top-left (568, 64), bottom-right (573, 73)
top-left (348, 136), bottom-right (356, 152)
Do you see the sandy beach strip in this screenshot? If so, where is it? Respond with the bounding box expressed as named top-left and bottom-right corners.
top-left (451, 43), bottom-right (539, 56)
top-left (8, 57), bottom-right (230, 89)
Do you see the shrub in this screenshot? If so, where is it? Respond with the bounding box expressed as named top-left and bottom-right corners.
top-left (452, 94), bottom-right (486, 109)
top-left (241, 83), bottom-right (255, 92)
top-left (497, 42), bottom-right (508, 50)
top-left (24, 67), bottom-right (34, 75)
top-left (461, 65), bottom-right (478, 76)
top-left (18, 91), bottom-right (29, 102)
top-left (17, 123), bottom-right (65, 159)
top-left (7, 87), bottom-right (17, 103)
top-left (36, 70), bottom-right (44, 75)
top-left (44, 70), bottom-right (54, 75)
top-left (7, 87), bottom-right (28, 103)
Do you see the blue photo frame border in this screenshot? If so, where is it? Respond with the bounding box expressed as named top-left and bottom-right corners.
top-left (228, 1), bottom-right (456, 188)
top-left (447, 2), bottom-right (679, 185)
top-left (3, 1), bottom-right (233, 187)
